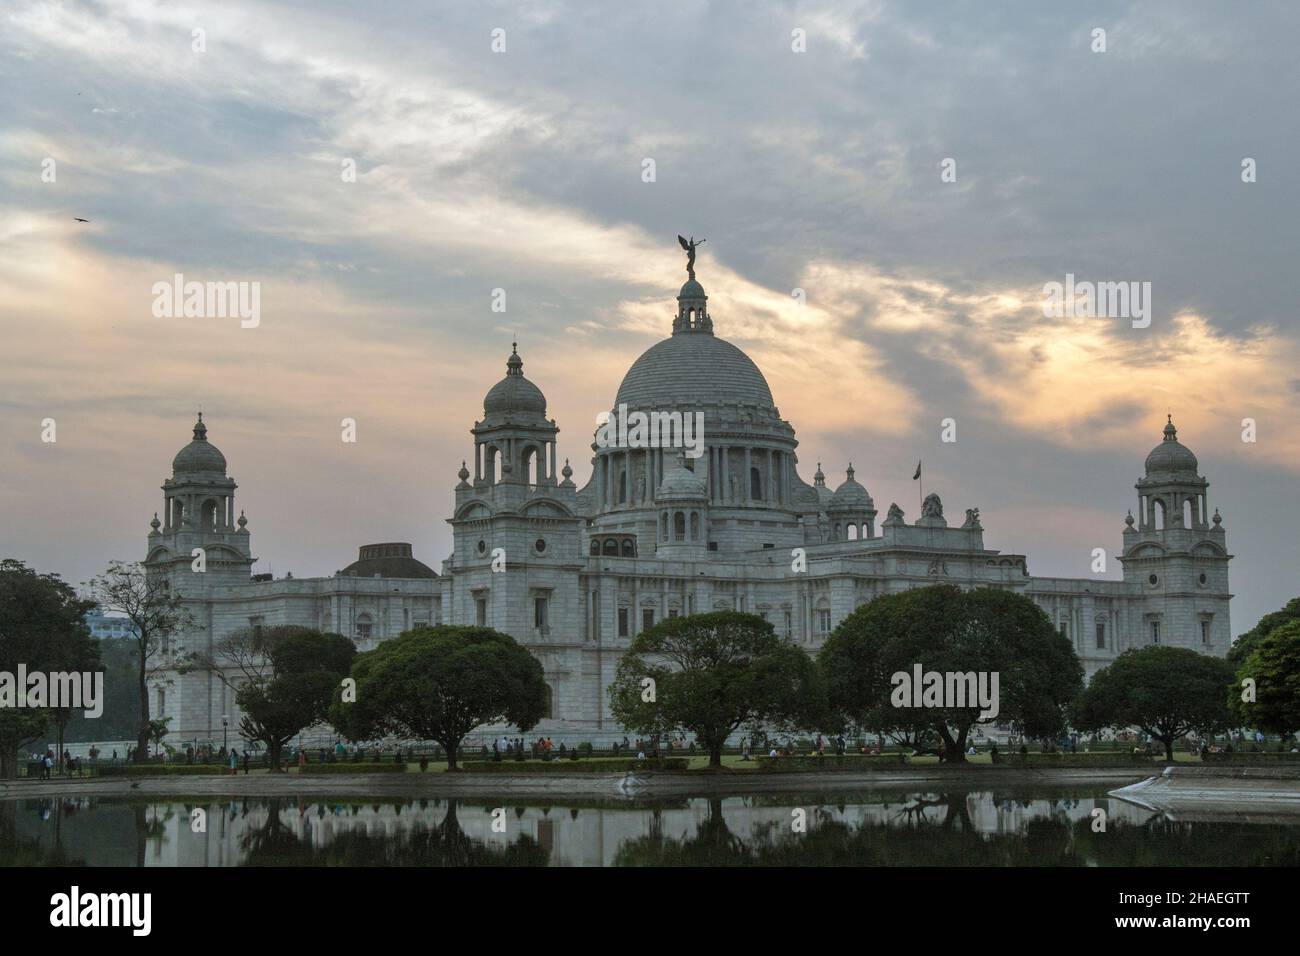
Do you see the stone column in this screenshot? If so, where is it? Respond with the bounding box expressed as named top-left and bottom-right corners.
top-left (744, 447), bottom-right (752, 501)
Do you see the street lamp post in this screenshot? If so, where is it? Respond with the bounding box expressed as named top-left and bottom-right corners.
top-left (222, 715), bottom-right (229, 753)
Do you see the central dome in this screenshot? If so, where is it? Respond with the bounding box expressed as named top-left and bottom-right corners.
top-left (615, 334), bottom-right (774, 409)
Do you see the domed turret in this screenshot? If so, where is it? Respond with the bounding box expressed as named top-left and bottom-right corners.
top-left (829, 464), bottom-right (873, 510)
top-left (657, 456), bottom-right (708, 501)
top-left (812, 462), bottom-right (833, 507)
top-left (1145, 415), bottom-right (1199, 476)
top-left (656, 454), bottom-right (709, 556)
top-left (483, 343), bottom-right (547, 419)
top-left (826, 465), bottom-right (877, 540)
top-left (172, 414), bottom-right (227, 476)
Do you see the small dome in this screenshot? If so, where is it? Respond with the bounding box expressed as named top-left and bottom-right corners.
top-left (172, 414), bottom-right (227, 475)
top-left (829, 464), bottom-right (873, 510)
top-left (812, 462), bottom-right (833, 505)
top-left (483, 343), bottom-right (547, 417)
top-left (657, 457), bottom-right (708, 500)
top-left (1145, 416), bottom-right (1198, 476)
top-left (678, 279), bottom-right (707, 300)
top-left (341, 543), bottom-right (436, 579)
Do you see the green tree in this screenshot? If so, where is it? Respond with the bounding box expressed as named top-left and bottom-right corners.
top-left (1231, 619), bottom-right (1300, 740)
top-left (0, 560), bottom-right (96, 778)
top-left (331, 626), bottom-right (546, 770)
top-left (191, 625), bottom-right (356, 771)
top-left (609, 611), bottom-right (821, 768)
top-left (89, 561), bottom-right (193, 763)
top-left (1074, 645), bottom-right (1235, 760)
top-left (820, 585), bottom-right (1083, 762)
top-left (64, 636), bottom-right (141, 743)
top-left (1228, 597), bottom-right (1300, 666)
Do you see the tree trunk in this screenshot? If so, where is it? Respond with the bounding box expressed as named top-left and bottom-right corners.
top-left (709, 744), bottom-right (722, 768)
top-left (1163, 738), bottom-right (1174, 762)
top-left (938, 724), bottom-right (967, 764)
top-left (445, 741), bottom-right (458, 771)
top-left (135, 637), bottom-right (150, 763)
top-left (267, 739), bottom-right (283, 772)
top-left (0, 745), bottom-right (14, 780)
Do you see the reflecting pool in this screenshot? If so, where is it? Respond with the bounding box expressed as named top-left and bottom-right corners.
top-left (4, 785), bottom-right (1298, 866)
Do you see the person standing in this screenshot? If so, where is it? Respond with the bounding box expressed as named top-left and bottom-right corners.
top-left (229, 748), bottom-right (239, 775)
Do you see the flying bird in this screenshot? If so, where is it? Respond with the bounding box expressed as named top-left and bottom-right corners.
top-left (74, 218), bottom-right (90, 223)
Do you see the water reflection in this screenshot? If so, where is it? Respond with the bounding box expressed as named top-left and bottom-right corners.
top-left (3, 788), bottom-right (1297, 867)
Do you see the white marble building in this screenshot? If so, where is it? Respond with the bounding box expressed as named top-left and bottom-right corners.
top-left (146, 266), bottom-right (1233, 747)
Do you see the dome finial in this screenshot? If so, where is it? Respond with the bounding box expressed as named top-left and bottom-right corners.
top-left (1163, 415), bottom-right (1177, 441)
top-left (506, 341), bottom-right (523, 376)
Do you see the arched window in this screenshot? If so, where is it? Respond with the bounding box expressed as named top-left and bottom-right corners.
top-left (355, 614), bottom-right (373, 640)
top-left (172, 499), bottom-right (184, 527)
top-left (674, 511), bottom-right (686, 539)
top-left (661, 513), bottom-right (668, 538)
top-left (1153, 498), bottom-right (1166, 530)
top-left (621, 539), bottom-right (635, 557)
top-left (847, 524), bottom-right (858, 540)
top-left (201, 499), bottom-right (219, 531)
top-left (690, 512), bottom-right (700, 539)
top-left (750, 466), bottom-right (762, 500)
top-left (603, 538), bottom-right (619, 556)
top-left (618, 469), bottom-right (627, 503)
top-left (522, 445), bottom-right (540, 485)
top-left (590, 540), bottom-right (600, 556)
top-left (1183, 497), bottom-right (1195, 528)
top-left (542, 683), bottom-right (553, 720)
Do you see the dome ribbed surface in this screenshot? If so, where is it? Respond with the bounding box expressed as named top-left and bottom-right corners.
top-left (1145, 418), bottom-right (1198, 476)
top-left (483, 346), bottom-right (547, 417)
top-left (829, 477), bottom-right (872, 509)
top-left (615, 335), bottom-right (774, 409)
top-left (172, 417), bottom-right (227, 475)
top-left (484, 375), bottom-right (547, 416)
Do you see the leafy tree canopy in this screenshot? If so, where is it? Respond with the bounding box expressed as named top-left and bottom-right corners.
top-left (1228, 596), bottom-right (1300, 666)
top-left (1074, 645), bottom-right (1235, 759)
top-left (331, 625), bottom-right (546, 770)
top-left (609, 611), bottom-right (822, 767)
top-left (819, 585), bottom-right (1083, 761)
top-left (1231, 619), bottom-right (1300, 739)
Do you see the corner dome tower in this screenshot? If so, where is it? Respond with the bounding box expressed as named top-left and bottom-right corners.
top-left (172, 413), bottom-right (227, 476)
top-left (483, 343), bottom-right (548, 420)
top-left (1144, 415), bottom-right (1199, 477)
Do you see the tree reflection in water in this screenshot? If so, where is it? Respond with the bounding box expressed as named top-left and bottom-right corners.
top-left (4, 788), bottom-right (1300, 867)
top-left (242, 798), bottom-right (549, 867)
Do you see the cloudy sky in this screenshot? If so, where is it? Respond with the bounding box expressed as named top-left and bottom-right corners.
top-left (1, 0), bottom-right (1296, 632)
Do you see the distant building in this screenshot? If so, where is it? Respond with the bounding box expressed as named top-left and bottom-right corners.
top-left (146, 256), bottom-right (1233, 745)
top-left (84, 605), bottom-right (138, 641)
